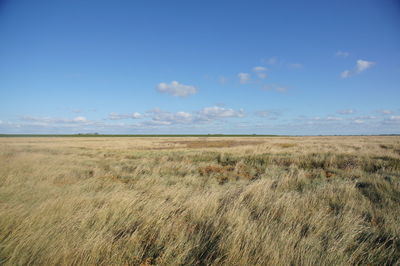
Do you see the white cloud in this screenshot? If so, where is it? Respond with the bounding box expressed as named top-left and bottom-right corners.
top-left (146, 109), bottom-right (193, 124)
top-left (156, 81), bottom-right (197, 97)
top-left (337, 109), bottom-right (355, 115)
top-left (255, 110), bottom-right (282, 119)
top-left (257, 73), bottom-right (267, 79)
top-left (252, 66), bottom-right (268, 79)
top-left (5, 107), bottom-right (400, 134)
top-left (238, 73), bottom-right (251, 84)
top-left (356, 60), bottom-right (375, 73)
top-left (275, 87), bottom-right (287, 92)
top-left (266, 57), bottom-right (277, 65)
top-left (356, 115), bottom-right (376, 120)
top-left (109, 112), bottom-right (142, 120)
top-left (219, 76), bottom-right (228, 84)
top-left (253, 66), bottom-right (267, 72)
top-left (141, 106), bottom-right (244, 126)
top-left (20, 116), bottom-right (89, 124)
top-left (326, 116), bottom-right (343, 121)
top-left (261, 84), bottom-right (288, 93)
top-left (340, 70), bottom-right (351, 78)
top-left (73, 116), bottom-right (87, 122)
top-left (336, 51), bottom-right (350, 57)
top-left (340, 59), bottom-right (375, 78)
top-left (288, 63), bottom-right (303, 69)
top-left (199, 106), bottom-right (245, 119)
top-left (377, 110), bottom-right (393, 115)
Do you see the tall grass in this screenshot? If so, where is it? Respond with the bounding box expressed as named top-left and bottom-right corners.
top-left (0, 136), bottom-right (399, 265)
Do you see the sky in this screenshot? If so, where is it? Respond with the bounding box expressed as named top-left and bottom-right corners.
top-left (1, 0), bottom-right (400, 135)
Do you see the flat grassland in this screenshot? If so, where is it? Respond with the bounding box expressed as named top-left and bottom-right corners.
top-left (0, 136), bottom-right (399, 265)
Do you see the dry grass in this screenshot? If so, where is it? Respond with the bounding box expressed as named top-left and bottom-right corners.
top-left (164, 140), bottom-right (265, 149)
top-left (0, 136), bottom-right (399, 265)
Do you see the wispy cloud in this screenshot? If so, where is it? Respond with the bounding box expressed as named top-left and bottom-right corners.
top-left (265, 57), bottom-right (278, 65)
top-left (145, 109), bottom-right (193, 125)
top-left (199, 106), bottom-right (245, 119)
top-left (288, 63), bottom-right (303, 69)
top-left (326, 116), bottom-right (343, 121)
top-left (238, 73), bottom-right (251, 84)
top-left (20, 116), bottom-right (89, 124)
top-left (253, 66), bottom-right (267, 72)
top-left (340, 70), bottom-right (351, 78)
top-left (219, 76), bottom-right (228, 84)
top-left (255, 110), bottom-right (283, 120)
top-left (377, 109), bottom-right (393, 115)
top-left (341, 59), bottom-right (375, 78)
top-left (143, 106), bottom-right (245, 126)
top-left (3, 108), bottom-right (400, 135)
top-left (356, 60), bottom-right (375, 73)
top-left (337, 109), bottom-right (355, 115)
top-left (261, 84), bottom-right (288, 93)
top-left (252, 66), bottom-right (268, 79)
top-left (108, 112), bottom-right (142, 120)
top-left (335, 51), bottom-right (350, 57)
top-left (355, 115), bottom-right (376, 120)
top-left (156, 81), bottom-right (197, 97)
top-left (262, 57), bottom-right (302, 69)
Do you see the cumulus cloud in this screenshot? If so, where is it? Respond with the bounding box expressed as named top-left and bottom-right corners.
top-left (337, 109), bottom-right (355, 115)
top-left (341, 59), bottom-right (375, 78)
top-left (336, 51), bottom-right (350, 57)
top-left (108, 112), bottom-right (142, 120)
top-left (156, 81), bottom-right (197, 97)
top-left (238, 73), bottom-right (251, 84)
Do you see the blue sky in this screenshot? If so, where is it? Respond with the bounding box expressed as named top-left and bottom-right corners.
top-left (1, 0), bottom-right (399, 134)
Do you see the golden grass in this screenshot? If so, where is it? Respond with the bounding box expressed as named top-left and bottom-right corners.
top-left (0, 136), bottom-right (399, 265)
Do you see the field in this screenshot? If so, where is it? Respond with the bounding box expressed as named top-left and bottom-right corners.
top-left (0, 136), bottom-right (399, 265)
